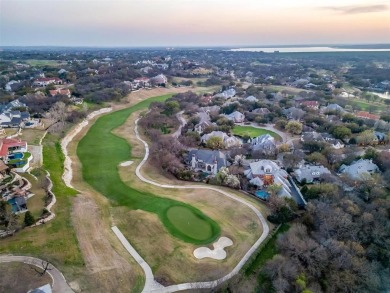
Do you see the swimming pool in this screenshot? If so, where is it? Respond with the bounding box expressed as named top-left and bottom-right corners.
top-left (8, 152), bottom-right (23, 160)
top-left (255, 190), bottom-right (270, 200)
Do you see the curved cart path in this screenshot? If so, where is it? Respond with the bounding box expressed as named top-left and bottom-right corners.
top-left (0, 255), bottom-right (74, 293)
top-left (63, 106), bottom-right (270, 293)
top-left (129, 118), bottom-right (270, 293)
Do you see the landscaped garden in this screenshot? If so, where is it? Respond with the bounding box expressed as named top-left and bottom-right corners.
top-left (232, 125), bottom-right (282, 141)
top-left (77, 94), bottom-right (221, 244)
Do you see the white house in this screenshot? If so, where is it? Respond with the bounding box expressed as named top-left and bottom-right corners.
top-left (294, 164), bottom-right (331, 183)
top-left (339, 159), bottom-right (379, 180)
top-left (224, 111), bottom-right (245, 123)
top-left (244, 160), bottom-right (292, 198)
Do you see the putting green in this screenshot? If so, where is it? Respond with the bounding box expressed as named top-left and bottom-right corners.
top-left (166, 206), bottom-right (214, 241)
top-left (77, 94), bottom-right (220, 244)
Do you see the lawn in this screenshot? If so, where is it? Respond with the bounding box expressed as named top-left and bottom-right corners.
top-left (0, 262), bottom-right (52, 293)
top-left (77, 94), bottom-right (220, 245)
top-left (232, 125), bottom-right (282, 141)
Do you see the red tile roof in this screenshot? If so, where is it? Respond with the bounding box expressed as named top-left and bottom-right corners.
top-left (0, 139), bottom-right (27, 157)
top-left (355, 111), bottom-right (380, 120)
top-left (300, 101), bottom-right (319, 108)
top-left (49, 89), bottom-right (71, 96)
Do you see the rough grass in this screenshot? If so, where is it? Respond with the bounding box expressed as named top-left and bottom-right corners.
top-left (232, 125), bottom-right (282, 141)
top-left (77, 94), bottom-right (220, 245)
top-left (0, 133), bottom-right (84, 279)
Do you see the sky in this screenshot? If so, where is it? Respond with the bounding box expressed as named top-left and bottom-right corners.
top-left (0, 0), bottom-right (389, 47)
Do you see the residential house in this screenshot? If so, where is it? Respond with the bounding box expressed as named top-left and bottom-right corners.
top-left (249, 134), bottom-right (277, 155)
top-left (355, 111), bottom-right (380, 121)
top-left (33, 77), bottom-right (62, 87)
top-left (194, 121), bottom-right (216, 134)
top-left (133, 77), bottom-right (151, 88)
top-left (244, 160), bottom-right (292, 198)
top-left (201, 131), bottom-right (242, 148)
top-left (252, 108), bottom-right (270, 115)
top-left (58, 69), bottom-right (67, 75)
top-left (301, 131), bottom-right (325, 143)
top-left (214, 88), bottom-right (236, 99)
top-left (300, 100), bottom-right (319, 110)
top-left (49, 88), bottom-right (71, 98)
top-left (5, 80), bottom-right (20, 92)
top-left (187, 149), bottom-right (227, 175)
top-left (151, 74), bottom-right (168, 86)
top-left (321, 133), bottom-right (345, 149)
top-left (294, 164), bottom-right (331, 183)
top-left (245, 96), bottom-right (257, 102)
top-left (224, 111), bottom-right (245, 123)
top-left (283, 107), bottom-right (305, 120)
top-left (339, 159), bottom-right (379, 180)
top-left (324, 103), bottom-right (345, 114)
top-left (0, 138), bottom-right (28, 160)
top-left (375, 131), bottom-right (388, 144)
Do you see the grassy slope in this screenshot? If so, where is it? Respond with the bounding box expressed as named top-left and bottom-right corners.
top-left (77, 94), bottom-right (220, 244)
top-left (0, 134), bottom-right (83, 270)
top-left (232, 125), bottom-right (282, 141)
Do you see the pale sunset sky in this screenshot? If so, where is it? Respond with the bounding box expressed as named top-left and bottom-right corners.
top-left (0, 0), bottom-right (389, 46)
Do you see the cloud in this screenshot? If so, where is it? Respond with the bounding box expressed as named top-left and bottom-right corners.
top-left (323, 4), bottom-right (388, 14)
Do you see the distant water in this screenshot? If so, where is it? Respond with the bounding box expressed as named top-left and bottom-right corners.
top-left (230, 47), bottom-right (390, 53)
top-left (368, 92), bottom-right (390, 100)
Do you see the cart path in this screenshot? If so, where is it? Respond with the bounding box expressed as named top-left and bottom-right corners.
top-left (115, 117), bottom-right (270, 293)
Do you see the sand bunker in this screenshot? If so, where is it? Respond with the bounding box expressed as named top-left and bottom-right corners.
top-left (193, 237), bottom-right (233, 260)
top-left (120, 161), bottom-right (134, 167)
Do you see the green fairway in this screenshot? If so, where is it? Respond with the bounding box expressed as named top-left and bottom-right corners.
top-left (165, 206), bottom-right (213, 241)
top-left (232, 125), bottom-right (282, 141)
top-left (77, 94), bottom-right (220, 244)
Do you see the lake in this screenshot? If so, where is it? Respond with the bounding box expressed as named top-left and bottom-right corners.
top-left (230, 47), bottom-right (390, 53)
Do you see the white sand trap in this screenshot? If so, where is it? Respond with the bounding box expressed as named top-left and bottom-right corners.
top-left (120, 161), bottom-right (134, 167)
top-left (193, 237), bottom-right (233, 260)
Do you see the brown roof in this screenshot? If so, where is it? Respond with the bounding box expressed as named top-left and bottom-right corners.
top-left (355, 111), bottom-right (380, 120)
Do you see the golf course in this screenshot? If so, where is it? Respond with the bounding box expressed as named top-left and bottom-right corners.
top-left (77, 94), bottom-right (220, 244)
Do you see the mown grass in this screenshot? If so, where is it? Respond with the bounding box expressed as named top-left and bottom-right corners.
top-left (77, 94), bottom-right (220, 244)
top-left (232, 125), bottom-right (282, 141)
top-left (0, 133), bottom-right (84, 270)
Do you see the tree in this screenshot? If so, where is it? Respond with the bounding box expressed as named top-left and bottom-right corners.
top-left (285, 121), bottom-right (303, 135)
top-left (24, 211), bottom-right (35, 227)
top-left (205, 136), bottom-right (225, 150)
top-left (164, 101), bottom-right (180, 116)
top-left (331, 125), bottom-right (352, 139)
top-left (357, 130), bottom-right (377, 145)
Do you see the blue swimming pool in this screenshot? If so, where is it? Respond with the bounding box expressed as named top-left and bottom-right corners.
top-left (7, 198), bottom-right (18, 212)
top-left (8, 152), bottom-right (23, 160)
top-left (255, 190), bottom-right (270, 200)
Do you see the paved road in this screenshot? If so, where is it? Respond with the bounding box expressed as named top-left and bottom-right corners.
top-left (119, 118), bottom-right (270, 293)
top-left (0, 255), bottom-right (74, 293)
